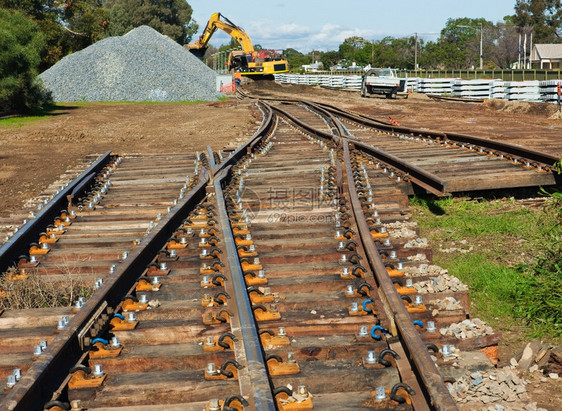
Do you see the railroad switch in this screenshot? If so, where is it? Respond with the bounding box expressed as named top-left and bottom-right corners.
top-left (68, 365), bottom-right (106, 389)
top-left (253, 304), bottom-right (281, 321)
top-left (202, 309), bottom-right (231, 325)
top-left (136, 277), bottom-right (161, 292)
top-left (166, 237), bottom-right (188, 249)
top-left (109, 313), bottom-right (138, 331)
top-left (88, 340), bottom-right (122, 359)
top-left (266, 353), bottom-right (300, 376)
top-left (202, 332), bottom-right (237, 352)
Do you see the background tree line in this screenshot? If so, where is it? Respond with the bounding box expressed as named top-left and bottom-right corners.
top-left (285, 0), bottom-right (561, 71)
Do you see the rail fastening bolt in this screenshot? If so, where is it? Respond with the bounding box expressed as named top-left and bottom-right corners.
top-left (278, 327), bottom-right (287, 337)
top-left (6, 375), bottom-right (16, 388)
top-left (366, 350), bottom-right (377, 364)
top-left (427, 321), bottom-right (436, 333)
top-left (127, 312), bottom-right (136, 322)
top-left (93, 364), bottom-right (104, 377)
top-left (375, 386), bottom-right (386, 401)
top-left (357, 326), bottom-right (368, 338)
top-left (111, 336), bottom-right (121, 348)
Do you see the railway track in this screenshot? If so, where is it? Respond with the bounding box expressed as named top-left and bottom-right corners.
top-left (0, 95), bottom-right (549, 410)
top-left (239, 90), bottom-right (560, 195)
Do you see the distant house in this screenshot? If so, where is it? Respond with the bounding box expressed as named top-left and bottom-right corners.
top-left (302, 62), bottom-right (323, 72)
top-left (530, 44), bottom-right (562, 69)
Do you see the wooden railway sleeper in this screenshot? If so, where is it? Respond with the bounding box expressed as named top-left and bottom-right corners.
top-left (203, 332), bottom-right (238, 352)
top-left (274, 385), bottom-right (313, 410)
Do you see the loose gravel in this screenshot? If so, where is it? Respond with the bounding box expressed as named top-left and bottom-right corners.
top-left (39, 26), bottom-right (220, 102)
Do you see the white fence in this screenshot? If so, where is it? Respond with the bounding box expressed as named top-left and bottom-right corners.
top-left (274, 74), bottom-right (561, 104)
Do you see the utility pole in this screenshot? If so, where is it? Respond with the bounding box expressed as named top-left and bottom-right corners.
top-left (479, 23), bottom-right (483, 70)
top-left (414, 33), bottom-right (418, 71)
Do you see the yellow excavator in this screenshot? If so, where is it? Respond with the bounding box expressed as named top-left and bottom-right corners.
top-left (187, 12), bottom-right (289, 77)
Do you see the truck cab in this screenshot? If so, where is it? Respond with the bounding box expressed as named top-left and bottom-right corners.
top-left (361, 68), bottom-right (406, 99)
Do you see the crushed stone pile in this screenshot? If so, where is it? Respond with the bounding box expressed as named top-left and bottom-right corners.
top-left (39, 26), bottom-right (219, 102)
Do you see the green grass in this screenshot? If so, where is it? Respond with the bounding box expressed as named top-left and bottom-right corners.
top-left (0, 114), bottom-right (51, 128)
top-left (410, 195), bottom-right (561, 342)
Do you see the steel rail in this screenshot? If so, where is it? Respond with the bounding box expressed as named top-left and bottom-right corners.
top-left (239, 89), bottom-right (559, 168)
top-left (2, 170), bottom-right (210, 411)
top-left (0, 151), bottom-right (114, 275)
top-left (213, 101), bottom-right (275, 176)
top-left (214, 166), bottom-right (276, 410)
top-left (316, 103), bottom-right (560, 168)
top-left (352, 140), bottom-right (448, 196)
top-left (342, 139), bottom-right (458, 410)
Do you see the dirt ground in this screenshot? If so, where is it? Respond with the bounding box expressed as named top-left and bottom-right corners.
top-left (0, 82), bottom-right (561, 409)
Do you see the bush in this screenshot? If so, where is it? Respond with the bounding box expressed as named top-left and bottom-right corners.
top-left (514, 160), bottom-right (562, 337)
top-left (0, 9), bottom-right (52, 114)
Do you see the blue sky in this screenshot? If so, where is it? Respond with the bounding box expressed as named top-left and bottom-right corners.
top-left (188, 0), bottom-right (517, 52)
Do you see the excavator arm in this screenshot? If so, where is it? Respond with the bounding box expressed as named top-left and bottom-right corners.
top-left (187, 12), bottom-right (255, 57)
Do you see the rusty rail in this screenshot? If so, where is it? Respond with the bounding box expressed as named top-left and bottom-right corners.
top-left (342, 139), bottom-right (458, 410)
top-left (2, 170), bottom-right (210, 411)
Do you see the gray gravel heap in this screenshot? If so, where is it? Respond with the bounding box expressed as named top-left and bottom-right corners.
top-left (39, 26), bottom-right (219, 102)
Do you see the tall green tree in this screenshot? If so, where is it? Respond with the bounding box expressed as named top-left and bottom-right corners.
top-left (0, 9), bottom-right (52, 113)
top-left (514, 0), bottom-right (562, 42)
top-left (105, 0), bottom-right (198, 44)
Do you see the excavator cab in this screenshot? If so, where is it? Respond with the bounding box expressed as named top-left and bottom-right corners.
top-left (187, 12), bottom-right (289, 77)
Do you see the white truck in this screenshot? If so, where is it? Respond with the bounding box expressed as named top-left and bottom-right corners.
top-left (360, 68), bottom-right (406, 99)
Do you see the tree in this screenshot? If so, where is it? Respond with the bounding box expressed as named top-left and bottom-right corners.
top-left (0, 9), bottom-right (52, 113)
top-left (320, 50), bottom-right (340, 70)
top-left (514, 0), bottom-right (562, 42)
top-left (284, 48), bottom-right (310, 70)
top-left (0, 0), bottom-right (110, 70)
top-left (105, 0), bottom-right (198, 44)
